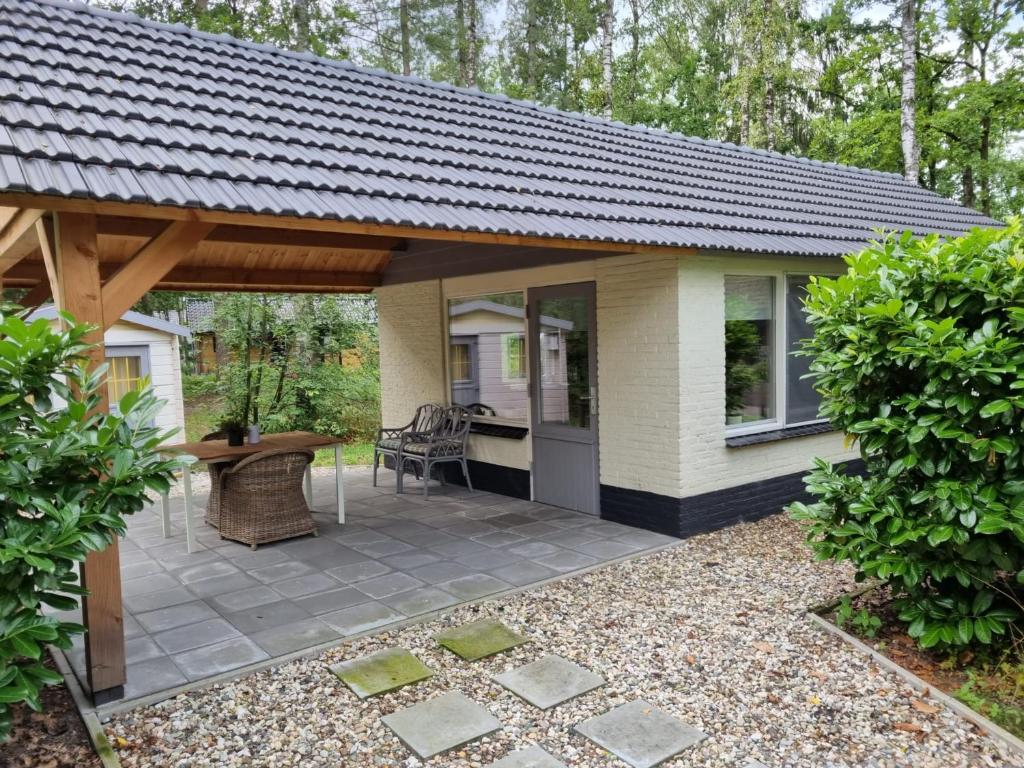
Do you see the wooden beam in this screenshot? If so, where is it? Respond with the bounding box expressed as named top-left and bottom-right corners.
top-left (7, 261), bottom-right (382, 293)
top-left (35, 218), bottom-right (61, 311)
top-left (0, 194), bottom-right (688, 256)
top-left (95, 216), bottom-right (406, 252)
top-left (54, 212), bottom-right (126, 703)
top-left (19, 281), bottom-right (52, 309)
top-left (101, 221), bottom-right (214, 325)
top-left (0, 209), bottom-right (44, 271)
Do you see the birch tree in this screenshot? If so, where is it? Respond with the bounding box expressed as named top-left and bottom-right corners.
top-left (900, 0), bottom-right (920, 182)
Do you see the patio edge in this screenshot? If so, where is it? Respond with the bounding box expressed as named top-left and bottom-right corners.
top-left (50, 646), bottom-right (123, 768)
top-left (807, 611), bottom-right (1024, 759)
top-left (83, 533), bottom-right (684, 721)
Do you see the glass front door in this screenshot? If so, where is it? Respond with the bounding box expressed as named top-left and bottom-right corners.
top-left (528, 282), bottom-right (598, 514)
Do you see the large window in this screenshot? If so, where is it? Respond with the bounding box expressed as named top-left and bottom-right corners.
top-left (447, 292), bottom-right (527, 421)
top-left (724, 274), bottom-right (823, 432)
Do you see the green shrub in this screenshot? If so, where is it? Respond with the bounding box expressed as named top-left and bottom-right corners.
top-left (181, 372), bottom-right (222, 400)
top-left (0, 304), bottom-right (186, 739)
top-left (790, 221), bottom-right (1024, 649)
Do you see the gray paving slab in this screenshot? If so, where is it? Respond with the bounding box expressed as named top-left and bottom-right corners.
top-left (409, 561), bottom-right (478, 585)
top-left (456, 549), bottom-right (522, 570)
top-left (123, 613), bottom-right (145, 639)
top-left (349, 538), bottom-right (415, 557)
top-left (325, 560), bottom-right (392, 584)
top-left (573, 700), bottom-right (706, 768)
top-left (250, 618), bottom-right (340, 656)
top-left (301, 546), bottom-right (371, 570)
top-left (381, 551), bottom-right (442, 570)
top-left (187, 572), bottom-right (262, 597)
top-left (249, 560), bottom-right (316, 584)
top-left (172, 560), bottom-right (240, 584)
top-left (294, 586), bottom-right (370, 615)
top-left (473, 531), bottom-right (529, 548)
top-left (486, 745), bottom-right (567, 768)
top-left (355, 572), bottom-right (425, 599)
top-left (121, 656), bottom-right (189, 700)
top-left (152, 617), bottom-right (242, 655)
top-left (493, 655), bottom-right (604, 709)
top-left (508, 522), bottom-right (562, 538)
top-left (572, 540), bottom-right (642, 559)
top-left (122, 572), bottom-right (181, 597)
top-left (207, 585), bottom-right (283, 613)
top-left (121, 560), bottom-right (166, 579)
top-left (382, 586), bottom-right (459, 617)
top-left (438, 574), bottom-right (513, 601)
top-left (124, 636), bottom-right (165, 665)
top-left (136, 600), bottom-right (219, 634)
top-left (124, 586), bottom-right (197, 614)
top-left (533, 551), bottom-right (598, 573)
top-left (273, 573), bottom-right (342, 598)
top-left (483, 513), bottom-right (537, 529)
top-left (172, 636), bottom-right (270, 681)
top-left (382, 692), bottom-right (501, 759)
top-left (435, 618), bottom-right (530, 661)
top-left (506, 541), bottom-right (563, 559)
top-left (320, 601), bottom-right (406, 636)
top-left (224, 600), bottom-right (311, 634)
top-left (223, 548), bottom-right (292, 569)
top-left (488, 561), bottom-right (560, 586)
top-left (330, 647), bottom-right (434, 699)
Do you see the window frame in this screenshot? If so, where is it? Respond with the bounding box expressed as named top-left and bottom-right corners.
top-left (723, 270), bottom-right (832, 438)
top-left (104, 345), bottom-right (151, 415)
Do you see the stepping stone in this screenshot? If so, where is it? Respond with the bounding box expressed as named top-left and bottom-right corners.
top-left (492, 654), bottom-right (604, 709)
top-left (486, 744), bottom-right (566, 767)
top-left (574, 699), bottom-right (706, 768)
top-left (329, 647), bottom-right (433, 699)
top-left (435, 617), bottom-right (529, 661)
top-left (382, 691), bottom-right (501, 759)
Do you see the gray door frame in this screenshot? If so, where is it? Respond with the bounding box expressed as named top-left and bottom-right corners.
top-left (527, 281), bottom-right (599, 514)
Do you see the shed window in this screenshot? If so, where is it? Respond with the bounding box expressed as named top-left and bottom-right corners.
top-left (107, 355), bottom-right (143, 404)
top-left (724, 273), bottom-right (825, 434)
top-left (502, 334), bottom-right (526, 380)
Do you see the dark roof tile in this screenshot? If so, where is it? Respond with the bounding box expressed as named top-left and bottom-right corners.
top-left (0, 0), bottom-right (1000, 256)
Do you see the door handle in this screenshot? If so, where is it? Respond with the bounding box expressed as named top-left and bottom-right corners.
top-left (589, 386), bottom-right (597, 416)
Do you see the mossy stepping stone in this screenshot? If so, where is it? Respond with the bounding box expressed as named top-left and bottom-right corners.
top-left (330, 647), bottom-right (434, 698)
top-left (435, 618), bottom-right (529, 661)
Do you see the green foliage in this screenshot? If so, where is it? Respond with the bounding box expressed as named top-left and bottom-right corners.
top-left (955, 661), bottom-right (1024, 737)
top-left (725, 317), bottom-right (766, 420)
top-left (790, 221), bottom-right (1024, 650)
top-left (834, 596), bottom-right (882, 638)
top-left (0, 303), bottom-right (186, 740)
top-left (181, 373), bottom-right (222, 400)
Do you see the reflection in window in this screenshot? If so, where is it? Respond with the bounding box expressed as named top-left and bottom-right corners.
top-left (785, 275), bottom-right (823, 424)
top-left (536, 297), bottom-right (590, 429)
top-left (447, 293), bottom-right (527, 421)
top-left (725, 276), bottom-right (774, 426)
top-left (502, 334), bottom-right (526, 380)
top-left (450, 342), bottom-right (472, 382)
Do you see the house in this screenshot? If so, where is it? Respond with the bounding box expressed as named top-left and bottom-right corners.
top-left (0, 0), bottom-right (999, 702)
top-left (28, 305), bottom-right (189, 436)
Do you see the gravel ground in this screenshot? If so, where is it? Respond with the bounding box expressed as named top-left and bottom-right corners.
top-left (106, 515), bottom-right (1021, 768)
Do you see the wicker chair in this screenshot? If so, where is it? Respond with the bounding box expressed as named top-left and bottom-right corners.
top-left (218, 448), bottom-right (317, 550)
top-left (373, 403), bottom-right (446, 488)
top-left (200, 431), bottom-right (232, 529)
top-left (397, 405), bottom-right (473, 498)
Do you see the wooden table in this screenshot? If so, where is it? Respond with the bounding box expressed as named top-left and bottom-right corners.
top-left (161, 431), bottom-right (346, 553)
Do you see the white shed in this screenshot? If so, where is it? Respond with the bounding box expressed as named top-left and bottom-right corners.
top-left (30, 306), bottom-right (189, 438)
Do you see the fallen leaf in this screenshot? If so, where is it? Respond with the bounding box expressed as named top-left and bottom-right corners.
top-left (753, 641), bottom-right (774, 653)
top-left (911, 699), bottom-right (940, 715)
top-left (893, 721), bottom-right (923, 733)
top-left (767, 693), bottom-right (781, 704)
top-left (806, 695), bottom-right (821, 705)
top-left (686, 654), bottom-right (696, 665)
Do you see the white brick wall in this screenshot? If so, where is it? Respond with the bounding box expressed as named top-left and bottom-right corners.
top-left (678, 253), bottom-right (858, 496)
top-left (595, 252), bottom-right (682, 497)
top-left (377, 280), bottom-right (447, 427)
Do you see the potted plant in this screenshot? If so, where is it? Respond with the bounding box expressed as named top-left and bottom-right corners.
top-left (219, 415), bottom-right (246, 447)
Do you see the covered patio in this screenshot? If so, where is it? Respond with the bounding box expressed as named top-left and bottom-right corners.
top-left (57, 467), bottom-right (674, 704)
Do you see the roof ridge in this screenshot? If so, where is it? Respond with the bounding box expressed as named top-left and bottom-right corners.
top-left (34, 0), bottom-right (907, 183)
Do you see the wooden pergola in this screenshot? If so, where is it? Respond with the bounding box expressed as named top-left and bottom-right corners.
top-left (0, 197), bottom-right (640, 703)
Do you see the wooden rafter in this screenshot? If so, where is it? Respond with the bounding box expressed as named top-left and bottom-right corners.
top-left (101, 221), bottom-right (214, 325)
top-left (0, 194), bottom-right (683, 256)
top-left (0, 208), bottom-right (44, 272)
top-left (35, 218), bottom-right (60, 310)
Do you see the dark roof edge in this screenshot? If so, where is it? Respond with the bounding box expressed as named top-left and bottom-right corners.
top-left (42, 0), bottom-right (907, 183)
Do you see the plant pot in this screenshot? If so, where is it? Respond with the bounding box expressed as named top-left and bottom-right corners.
top-left (247, 424), bottom-right (261, 444)
top-left (226, 427), bottom-right (244, 447)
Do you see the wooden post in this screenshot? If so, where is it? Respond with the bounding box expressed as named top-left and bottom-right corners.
top-left (55, 212), bottom-right (126, 703)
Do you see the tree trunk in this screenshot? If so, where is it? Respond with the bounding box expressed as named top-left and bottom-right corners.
top-left (962, 165), bottom-right (975, 209)
top-left (526, 0), bottom-right (537, 97)
top-left (763, 76), bottom-right (775, 151)
top-left (456, 0), bottom-right (468, 86)
top-left (626, 0), bottom-right (640, 117)
top-left (601, 0), bottom-right (614, 119)
top-left (400, 0), bottom-right (411, 76)
top-left (761, 0), bottom-right (775, 151)
top-left (467, 0), bottom-right (478, 87)
top-left (899, 0), bottom-right (919, 183)
top-left (292, 0), bottom-right (311, 52)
